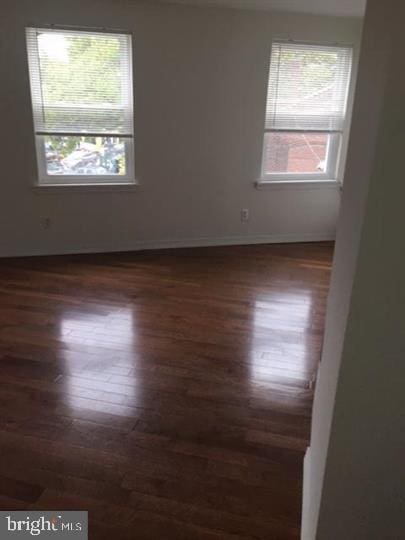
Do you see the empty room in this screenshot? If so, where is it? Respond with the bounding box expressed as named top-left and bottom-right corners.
top-left (0, 0), bottom-right (403, 538)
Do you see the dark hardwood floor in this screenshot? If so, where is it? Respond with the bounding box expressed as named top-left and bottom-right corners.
top-left (0, 242), bottom-right (333, 539)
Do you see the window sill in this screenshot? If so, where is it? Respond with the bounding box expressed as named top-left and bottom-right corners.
top-left (32, 182), bottom-right (139, 194)
top-left (255, 179), bottom-right (341, 191)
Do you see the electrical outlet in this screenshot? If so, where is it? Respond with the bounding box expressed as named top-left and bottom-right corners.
top-left (241, 209), bottom-right (250, 222)
top-left (41, 217), bottom-right (51, 230)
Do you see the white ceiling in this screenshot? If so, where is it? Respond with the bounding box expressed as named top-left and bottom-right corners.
top-left (161, 0), bottom-right (366, 18)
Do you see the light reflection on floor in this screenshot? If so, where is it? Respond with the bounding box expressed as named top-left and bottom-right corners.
top-left (249, 290), bottom-right (315, 391)
top-left (60, 307), bottom-right (135, 348)
top-left (58, 307), bottom-right (138, 412)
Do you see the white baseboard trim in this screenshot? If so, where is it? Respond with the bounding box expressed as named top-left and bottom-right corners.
top-left (0, 232), bottom-right (335, 258)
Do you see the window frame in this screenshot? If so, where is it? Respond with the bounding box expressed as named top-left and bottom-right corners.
top-left (260, 40), bottom-right (352, 185)
top-left (26, 26), bottom-right (136, 187)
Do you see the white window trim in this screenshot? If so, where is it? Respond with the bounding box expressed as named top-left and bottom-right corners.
top-left (31, 182), bottom-right (139, 194)
top-left (26, 26), bottom-right (136, 187)
top-left (258, 40), bottom-right (353, 187)
top-left (255, 179), bottom-right (341, 192)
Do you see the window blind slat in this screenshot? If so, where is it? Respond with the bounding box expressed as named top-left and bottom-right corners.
top-left (26, 28), bottom-right (133, 136)
top-left (265, 42), bottom-right (353, 132)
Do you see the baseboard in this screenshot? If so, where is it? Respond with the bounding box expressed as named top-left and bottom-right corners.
top-left (0, 232), bottom-right (335, 258)
top-left (301, 446), bottom-right (312, 540)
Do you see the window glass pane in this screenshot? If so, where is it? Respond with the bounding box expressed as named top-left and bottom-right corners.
top-left (44, 136), bottom-right (127, 176)
top-left (263, 132), bottom-right (329, 175)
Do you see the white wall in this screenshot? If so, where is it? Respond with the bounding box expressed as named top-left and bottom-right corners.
top-left (302, 0), bottom-right (405, 537)
top-left (0, 0), bottom-right (361, 257)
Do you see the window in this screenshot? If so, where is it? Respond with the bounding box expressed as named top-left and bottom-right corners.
top-left (26, 27), bottom-right (134, 185)
top-left (261, 41), bottom-right (353, 183)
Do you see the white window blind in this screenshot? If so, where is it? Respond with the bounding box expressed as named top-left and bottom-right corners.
top-left (265, 42), bottom-right (353, 133)
top-left (26, 27), bottom-right (133, 137)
